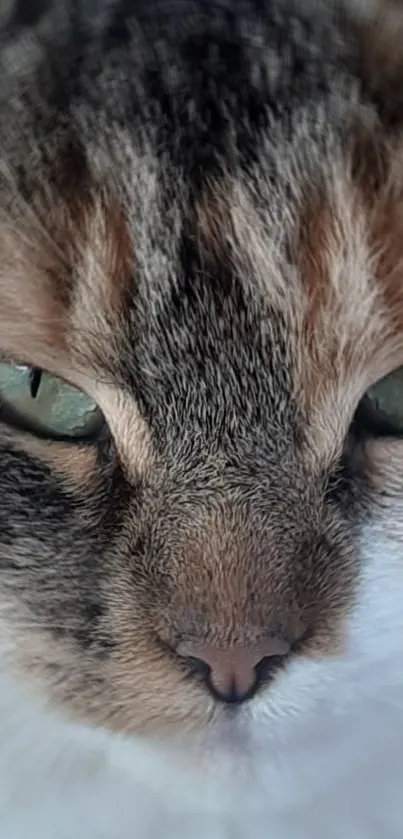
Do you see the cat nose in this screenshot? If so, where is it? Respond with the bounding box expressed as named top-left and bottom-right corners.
top-left (177, 640), bottom-right (290, 704)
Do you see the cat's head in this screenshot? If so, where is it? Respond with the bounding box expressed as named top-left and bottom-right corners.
top-left (1, 0), bottom-right (403, 739)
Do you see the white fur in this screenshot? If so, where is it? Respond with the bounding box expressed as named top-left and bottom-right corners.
top-left (1, 511), bottom-right (403, 839)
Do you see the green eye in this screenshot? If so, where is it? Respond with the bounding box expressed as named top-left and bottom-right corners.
top-left (357, 366), bottom-right (403, 437)
top-left (0, 363), bottom-right (104, 441)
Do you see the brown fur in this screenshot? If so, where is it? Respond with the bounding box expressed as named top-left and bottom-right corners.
top-left (27, 440), bottom-right (100, 491)
top-left (1, 0), bottom-right (403, 737)
top-left (0, 221), bottom-right (68, 370)
top-left (351, 0), bottom-right (403, 125)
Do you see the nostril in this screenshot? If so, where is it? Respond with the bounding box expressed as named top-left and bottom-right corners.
top-left (176, 640), bottom-right (290, 704)
top-left (184, 655), bottom-right (211, 682)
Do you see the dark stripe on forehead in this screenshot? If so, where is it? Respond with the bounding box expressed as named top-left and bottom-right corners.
top-left (98, 0), bottom-right (354, 181)
top-left (114, 219), bottom-right (299, 448)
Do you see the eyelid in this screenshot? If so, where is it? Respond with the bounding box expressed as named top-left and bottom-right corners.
top-left (354, 370), bottom-right (403, 438)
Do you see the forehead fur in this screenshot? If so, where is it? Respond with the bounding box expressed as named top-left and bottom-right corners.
top-left (2, 124), bottom-right (403, 467)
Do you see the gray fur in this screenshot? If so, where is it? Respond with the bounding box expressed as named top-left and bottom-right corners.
top-left (0, 0), bottom-right (400, 733)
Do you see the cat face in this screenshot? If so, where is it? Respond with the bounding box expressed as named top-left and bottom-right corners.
top-left (0, 0), bottom-right (403, 738)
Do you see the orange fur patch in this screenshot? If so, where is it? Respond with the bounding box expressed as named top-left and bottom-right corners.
top-left (0, 180), bottom-right (134, 382)
top-left (367, 153), bottom-right (403, 343)
top-left (292, 152), bottom-right (403, 460)
top-left (0, 220), bottom-right (69, 372)
top-left (67, 192), bottom-right (135, 367)
top-left (296, 188), bottom-right (339, 358)
top-left (77, 194), bottom-right (134, 314)
top-left (295, 176), bottom-right (377, 428)
top-left (30, 439), bottom-right (99, 491)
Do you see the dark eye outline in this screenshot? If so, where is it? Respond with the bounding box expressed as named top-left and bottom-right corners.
top-left (0, 364), bottom-right (107, 444)
top-left (353, 392), bottom-right (403, 438)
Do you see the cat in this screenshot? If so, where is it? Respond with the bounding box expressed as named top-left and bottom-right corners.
top-left (1, 0), bottom-right (403, 836)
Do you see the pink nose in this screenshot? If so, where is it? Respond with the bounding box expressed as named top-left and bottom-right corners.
top-left (177, 639), bottom-right (290, 703)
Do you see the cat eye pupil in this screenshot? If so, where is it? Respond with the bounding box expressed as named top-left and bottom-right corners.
top-left (0, 362), bottom-right (105, 442)
top-left (29, 368), bottom-right (42, 400)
